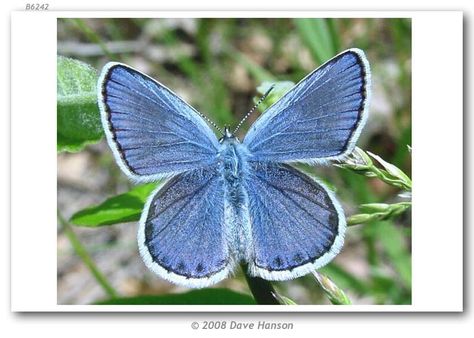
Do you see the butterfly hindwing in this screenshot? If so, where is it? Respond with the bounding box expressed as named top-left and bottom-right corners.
top-left (244, 162), bottom-right (345, 280)
top-left (138, 166), bottom-right (233, 288)
top-left (98, 63), bottom-right (219, 182)
top-left (243, 49), bottom-right (370, 164)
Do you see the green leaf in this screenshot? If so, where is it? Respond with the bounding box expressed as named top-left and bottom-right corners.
top-left (294, 18), bottom-right (339, 65)
top-left (95, 288), bottom-right (257, 305)
top-left (70, 183), bottom-right (158, 227)
top-left (57, 55), bottom-right (103, 153)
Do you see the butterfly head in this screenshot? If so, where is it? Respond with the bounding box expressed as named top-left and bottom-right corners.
top-left (219, 126), bottom-right (239, 144)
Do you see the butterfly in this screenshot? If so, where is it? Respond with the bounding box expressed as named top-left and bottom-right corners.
top-left (98, 48), bottom-right (370, 288)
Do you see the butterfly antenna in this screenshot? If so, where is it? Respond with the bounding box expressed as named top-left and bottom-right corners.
top-left (196, 111), bottom-right (224, 135)
top-left (233, 84), bottom-right (275, 134)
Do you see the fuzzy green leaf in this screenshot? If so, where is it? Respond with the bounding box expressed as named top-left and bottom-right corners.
top-left (95, 288), bottom-right (256, 305)
top-left (57, 56), bottom-right (103, 152)
top-left (70, 183), bottom-right (158, 227)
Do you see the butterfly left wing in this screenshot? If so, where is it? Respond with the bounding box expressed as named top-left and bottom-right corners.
top-left (243, 49), bottom-right (370, 164)
top-left (243, 162), bottom-right (345, 280)
top-left (98, 63), bottom-right (220, 182)
top-left (138, 166), bottom-right (234, 288)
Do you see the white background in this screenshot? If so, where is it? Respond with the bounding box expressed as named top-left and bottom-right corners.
top-left (2, 0), bottom-right (470, 336)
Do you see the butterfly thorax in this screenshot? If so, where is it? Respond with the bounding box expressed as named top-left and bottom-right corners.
top-left (218, 134), bottom-right (248, 201)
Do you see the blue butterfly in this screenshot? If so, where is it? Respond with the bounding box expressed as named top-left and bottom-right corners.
top-left (98, 49), bottom-right (370, 288)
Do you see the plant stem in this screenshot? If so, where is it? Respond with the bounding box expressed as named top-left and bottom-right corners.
top-left (58, 212), bottom-right (119, 299)
top-left (241, 264), bottom-right (280, 305)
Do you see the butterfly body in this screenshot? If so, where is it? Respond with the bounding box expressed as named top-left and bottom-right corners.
top-left (98, 49), bottom-right (371, 288)
top-left (218, 132), bottom-right (252, 261)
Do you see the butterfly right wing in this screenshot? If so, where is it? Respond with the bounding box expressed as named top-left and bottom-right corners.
top-left (138, 166), bottom-right (234, 288)
top-left (98, 63), bottom-right (220, 182)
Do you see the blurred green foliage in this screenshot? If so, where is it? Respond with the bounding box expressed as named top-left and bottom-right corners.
top-left (57, 18), bottom-right (412, 305)
top-left (96, 289), bottom-right (257, 305)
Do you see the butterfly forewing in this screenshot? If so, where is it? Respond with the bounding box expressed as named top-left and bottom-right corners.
top-left (99, 63), bottom-right (220, 182)
top-left (243, 49), bottom-right (370, 164)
